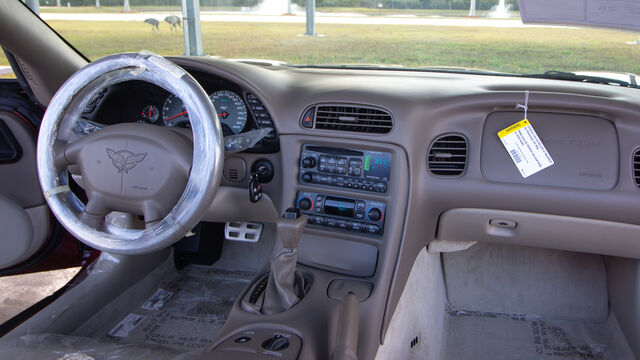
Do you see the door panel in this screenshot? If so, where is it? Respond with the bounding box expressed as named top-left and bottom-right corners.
top-left (0, 110), bottom-right (49, 269)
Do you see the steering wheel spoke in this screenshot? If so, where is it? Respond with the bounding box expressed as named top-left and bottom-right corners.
top-left (80, 196), bottom-right (110, 229)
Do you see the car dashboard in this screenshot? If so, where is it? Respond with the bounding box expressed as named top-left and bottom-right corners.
top-left (78, 55), bottom-right (640, 359)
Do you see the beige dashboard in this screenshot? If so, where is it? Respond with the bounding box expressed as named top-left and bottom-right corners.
top-left (168, 56), bottom-right (640, 358)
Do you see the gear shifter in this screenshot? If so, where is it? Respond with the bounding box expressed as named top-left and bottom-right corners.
top-left (242, 207), bottom-right (310, 315)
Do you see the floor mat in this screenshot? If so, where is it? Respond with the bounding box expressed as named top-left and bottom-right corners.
top-left (442, 305), bottom-right (635, 360)
top-left (81, 266), bottom-right (256, 352)
top-left (443, 243), bottom-right (608, 322)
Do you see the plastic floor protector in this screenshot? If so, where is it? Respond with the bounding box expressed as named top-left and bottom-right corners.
top-left (105, 266), bottom-right (256, 351)
top-left (0, 333), bottom-right (197, 360)
top-left (442, 305), bottom-right (635, 360)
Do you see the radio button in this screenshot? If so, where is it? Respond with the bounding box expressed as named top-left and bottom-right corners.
top-left (311, 216), bottom-right (324, 225)
top-left (355, 211), bottom-right (365, 219)
top-left (335, 220), bottom-right (348, 229)
top-left (326, 218), bottom-right (337, 227)
top-left (349, 221), bottom-right (364, 232)
top-left (301, 172), bottom-right (313, 183)
top-left (301, 157), bottom-right (316, 168)
top-left (365, 224), bottom-right (381, 234)
top-left (356, 201), bottom-right (365, 210)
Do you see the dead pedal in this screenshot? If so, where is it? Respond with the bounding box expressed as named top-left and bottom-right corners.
top-left (225, 222), bottom-right (263, 242)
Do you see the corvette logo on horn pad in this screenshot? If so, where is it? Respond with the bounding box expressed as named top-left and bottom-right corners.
top-left (106, 148), bottom-right (147, 174)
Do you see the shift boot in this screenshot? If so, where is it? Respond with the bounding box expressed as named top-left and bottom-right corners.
top-left (242, 208), bottom-right (309, 315)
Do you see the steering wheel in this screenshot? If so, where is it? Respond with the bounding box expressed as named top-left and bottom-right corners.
top-left (37, 53), bottom-right (224, 255)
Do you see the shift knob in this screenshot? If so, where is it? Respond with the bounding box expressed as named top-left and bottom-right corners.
top-left (284, 207), bottom-right (302, 219)
top-left (278, 209), bottom-right (307, 249)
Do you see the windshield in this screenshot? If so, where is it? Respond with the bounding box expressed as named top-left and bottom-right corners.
top-left (3, 1), bottom-right (640, 79)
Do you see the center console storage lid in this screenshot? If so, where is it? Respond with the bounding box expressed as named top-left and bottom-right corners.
top-left (298, 234), bottom-right (378, 277)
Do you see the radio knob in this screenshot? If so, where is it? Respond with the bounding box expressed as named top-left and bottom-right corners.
top-left (302, 157), bottom-right (316, 168)
top-left (301, 172), bottom-right (313, 183)
top-left (298, 197), bottom-right (312, 211)
top-left (367, 208), bottom-right (382, 221)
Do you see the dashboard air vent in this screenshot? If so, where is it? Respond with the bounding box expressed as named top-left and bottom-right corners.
top-left (634, 149), bottom-right (640, 190)
top-left (428, 134), bottom-right (467, 176)
top-left (314, 105), bottom-right (393, 134)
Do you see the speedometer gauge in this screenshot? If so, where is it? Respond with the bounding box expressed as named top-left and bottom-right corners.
top-left (161, 94), bottom-right (189, 127)
top-left (209, 90), bottom-right (247, 134)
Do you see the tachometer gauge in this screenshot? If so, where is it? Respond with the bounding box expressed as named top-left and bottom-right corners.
top-left (209, 90), bottom-right (248, 134)
top-left (140, 105), bottom-right (160, 124)
top-left (161, 94), bottom-right (189, 127)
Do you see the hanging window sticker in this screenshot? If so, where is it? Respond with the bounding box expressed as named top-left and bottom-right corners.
top-left (498, 119), bottom-right (554, 178)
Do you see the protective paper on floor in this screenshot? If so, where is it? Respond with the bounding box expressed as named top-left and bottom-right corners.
top-left (442, 305), bottom-right (636, 360)
top-left (106, 267), bottom-right (255, 352)
top-left (0, 333), bottom-right (196, 360)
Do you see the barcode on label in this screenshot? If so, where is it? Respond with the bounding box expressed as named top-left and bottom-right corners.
top-left (510, 150), bottom-right (522, 164)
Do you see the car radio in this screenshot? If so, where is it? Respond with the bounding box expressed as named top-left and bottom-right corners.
top-left (298, 145), bottom-right (391, 194)
top-left (295, 191), bottom-right (386, 235)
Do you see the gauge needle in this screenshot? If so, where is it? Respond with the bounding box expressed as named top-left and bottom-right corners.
top-left (165, 110), bottom-right (187, 122)
top-left (219, 112), bottom-right (229, 118)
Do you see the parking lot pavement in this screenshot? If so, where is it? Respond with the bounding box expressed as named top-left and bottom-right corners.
top-left (0, 267), bottom-right (81, 325)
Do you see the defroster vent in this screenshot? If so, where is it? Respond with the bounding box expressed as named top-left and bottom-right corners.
top-left (634, 149), bottom-right (640, 190)
top-left (428, 134), bottom-right (467, 176)
top-left (308, 104), bottom-right (393, 134)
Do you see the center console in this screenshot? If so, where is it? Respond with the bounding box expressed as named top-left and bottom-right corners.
top-left (296, 145), bottom-right (390, 236)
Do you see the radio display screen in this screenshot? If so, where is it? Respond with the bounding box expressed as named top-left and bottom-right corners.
top-left (363, 152), bottom-right (392, 181)
top-left (324, 196), bottom-right (355, 218)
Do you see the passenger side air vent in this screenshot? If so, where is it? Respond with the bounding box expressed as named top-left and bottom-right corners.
top-left (307, 104), bottom-right (393, 134)
top-left (634, 149), bottom-right (640, 190)
top-left (428, 134), bottom-right (467, 176)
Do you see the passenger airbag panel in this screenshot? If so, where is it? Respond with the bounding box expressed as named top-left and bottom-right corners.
top-left (481, 111), bottom-right (618, 190)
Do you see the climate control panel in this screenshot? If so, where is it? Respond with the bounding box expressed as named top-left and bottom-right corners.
top-left (298, 145), bottom-right (391, 194)
top-left (296, 191), bottom-right (386, 235)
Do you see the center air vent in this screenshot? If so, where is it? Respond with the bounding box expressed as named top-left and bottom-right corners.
top-left (634, 149), bottom-right (640, 190)
top-left (428, 134), bottom-right (467, 176)
top-left (308, 104), bottom-right (393, 134)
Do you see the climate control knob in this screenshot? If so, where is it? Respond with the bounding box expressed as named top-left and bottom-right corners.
top-left (301, 157), bottom-right (316, 168)
top-left (301, 172), bottom-right (313, 183)
top-left (367, 208), bottom-right (382, 221)
top-left (298, 197), bottom-right (312, 211)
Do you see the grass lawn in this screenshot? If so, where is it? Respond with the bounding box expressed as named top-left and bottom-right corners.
top-left (39, 6), bottom-right (509, 17)
top-left (1, 20), bottom-right (639, 74)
